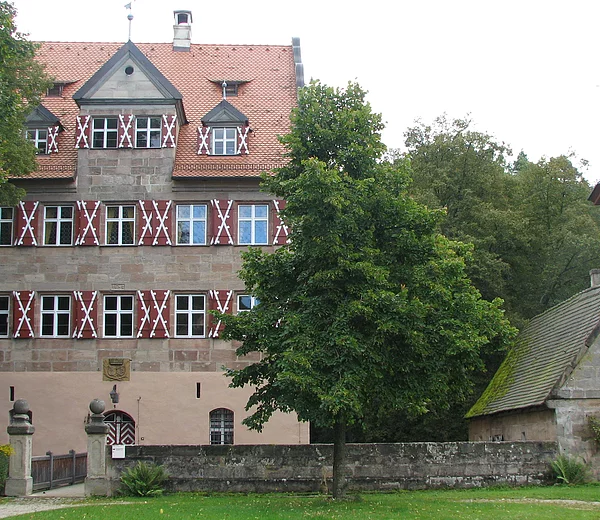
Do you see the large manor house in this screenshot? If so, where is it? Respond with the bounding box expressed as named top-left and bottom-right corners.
top-left (0, 11), bottom-right (308, 455)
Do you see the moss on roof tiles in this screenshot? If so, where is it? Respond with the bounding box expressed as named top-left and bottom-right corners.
top-left (466, 285), bottom-right (600, 419)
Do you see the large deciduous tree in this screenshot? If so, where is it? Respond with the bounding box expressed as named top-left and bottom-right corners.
top-left (0, 1), bottom-right (50, 204)
top-left (220, 82), bottom-right (514, 498)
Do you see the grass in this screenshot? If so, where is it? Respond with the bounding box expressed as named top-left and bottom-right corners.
top-left (3, 485), bottom-right (600, 519)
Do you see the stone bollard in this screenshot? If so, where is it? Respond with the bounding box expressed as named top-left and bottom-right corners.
top-left (84, 398), bottom-right (110, 497)
top-left (5, 399), bottom-right (35, 496)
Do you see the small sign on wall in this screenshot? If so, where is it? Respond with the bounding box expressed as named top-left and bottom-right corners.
top-left (112, 445), bottom-right (126, 459)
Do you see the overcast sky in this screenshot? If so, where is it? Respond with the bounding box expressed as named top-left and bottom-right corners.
top-left (11, 0), bottom-right (600, 184)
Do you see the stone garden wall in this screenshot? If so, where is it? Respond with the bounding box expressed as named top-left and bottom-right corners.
top-left (107, 441), bottom-right (558, 494)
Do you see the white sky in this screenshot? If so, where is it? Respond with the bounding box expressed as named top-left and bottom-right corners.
top-left (11, 0), bottom-right (600, 184)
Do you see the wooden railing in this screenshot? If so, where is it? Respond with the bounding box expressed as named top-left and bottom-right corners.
top-left (31, 450), bottom-right (87, 491)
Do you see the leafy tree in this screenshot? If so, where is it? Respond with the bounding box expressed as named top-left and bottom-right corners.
top-left (508, 154), bottom-right (600, 317)
top-left (0, 1), bottom-right (50, 204)
top-left (402, 115), bottom-right (519, 315)
top-left (221, 83), bottom-right (515, 498)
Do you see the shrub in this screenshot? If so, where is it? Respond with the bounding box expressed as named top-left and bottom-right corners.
top-left (0, 444), bottom-right (14, 490)
top-left (119, 461), bottom-right (169, 497)
top-left (550, 454), bottom-right (590, 485)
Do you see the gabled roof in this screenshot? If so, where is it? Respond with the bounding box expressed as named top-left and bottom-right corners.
top-left (466, 285), bottom-right (600, 419)
top-left (202, 99), bottom-right (248, 125)
top-left (26, 105), bottom-right (61, 127)
top-left (28, 40), bottom-right (299, 179)
top-left (73, 40), bottom-right (182, 102)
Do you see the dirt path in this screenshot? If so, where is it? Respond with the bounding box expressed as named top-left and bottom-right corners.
top-left (0, 498), bottom-right (132, 519)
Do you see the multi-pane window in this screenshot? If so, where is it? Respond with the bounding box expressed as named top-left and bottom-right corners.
top-left (40, 295), bottom-right (71, 337)
top-left (175, 294), bottom-right (205, 337)
top-left (44, 206), bottom-right (73, 246)
top-left (212, 127), bottom-right (237, 155)
top-left (0, 296), bottom-right (9, 337)
top-left (92, 118), bottom-right (118, 148)
top-left (238, 295), bottom-right (259, 312)
top-left (104, 295), bottom-right (134, 338)
top-left (238, 204), bottom-right (268, 245)
top-left (210, 408), bottom-right (234, 445)
top-left (106, 206), bottom-right (135, 245)
top-left (0, 207), bottom-right (13, 246)
top-left (27, 129), bottom-right (48, 154)
top-left (176, 204), bottom-right (207, 245)
top-left (135, 117), bottom-right (161, 148)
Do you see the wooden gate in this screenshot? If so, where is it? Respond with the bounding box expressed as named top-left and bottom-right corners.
top-left (31, 450), bottom-right (87, 491)
top-left (104, 411), bottom-right (136, 445)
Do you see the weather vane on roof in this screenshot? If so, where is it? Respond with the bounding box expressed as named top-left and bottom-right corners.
top-left (125, 2), bottom-right (134, 42)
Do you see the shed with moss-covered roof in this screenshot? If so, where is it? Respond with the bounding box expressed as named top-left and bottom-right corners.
top-left (468, 271), bottom-right (600, 462)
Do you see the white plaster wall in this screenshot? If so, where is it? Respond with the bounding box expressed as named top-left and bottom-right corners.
top-left (0, 372), bottom-right (309, 456)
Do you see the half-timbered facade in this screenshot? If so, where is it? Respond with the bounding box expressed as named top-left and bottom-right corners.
top-left (0, 12), bottom-right (308, 455)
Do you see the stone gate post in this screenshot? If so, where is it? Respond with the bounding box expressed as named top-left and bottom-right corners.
top-left (5, 399), bottom-right (35, 496)
top-left (84, 398), bottom-right (110, 496)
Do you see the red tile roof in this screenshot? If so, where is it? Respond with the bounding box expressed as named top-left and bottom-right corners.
top-left (31, 41), bottom-right (298, 179)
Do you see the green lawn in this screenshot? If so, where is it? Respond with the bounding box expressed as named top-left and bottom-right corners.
top-left (4, 485), bottom-right (600, 519)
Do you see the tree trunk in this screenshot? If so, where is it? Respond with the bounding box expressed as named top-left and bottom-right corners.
top-left (332, 416), bottom-right (346, 499)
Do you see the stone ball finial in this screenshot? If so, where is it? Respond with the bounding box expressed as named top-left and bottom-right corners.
top-left (89, 398), bottom-right (106, 415)
top-left (13, 399), bottom-right (30, 415)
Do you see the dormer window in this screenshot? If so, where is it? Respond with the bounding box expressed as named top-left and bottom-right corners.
top-left (27, 129), bottom-right (48, 154)
top-left (198, 99), bottom-right (250, 156)
top-left (46, 83), bottom-right (64, 97)
top-left (212, 128), bottom-right (237, 155)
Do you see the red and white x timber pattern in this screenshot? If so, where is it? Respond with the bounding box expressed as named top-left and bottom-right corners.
top-left (152, 200), bottom-right (172, 245)
top-left (137, 290), bottom-right (170, 338)
top-left (237, 124), bottom-right (250, 154)
top-left (75, 115), bottom-right (91, 148)
top-left (210, 199), bottom-right (234, 245)
top-left (47, 126), bottom-right (60, 153)
top-left (272, 199), bottom-right (289, 245)
top-left (197, 126), bottom-right (211, 155)
top-left (73, 291), bottom-right (98, 339)
top-left (75, 201), bottom-right (101, 246)
top-left (137, 200), bottom-right (154, 246)
top-left (118, 114), bottom-right (134, 148)
top-left (208, 290), bottom-right (233, 338)
top-left (14, 201), bottom-right (39, 246)
top-left (162, 115), bottom-right (177, 148)
top-left (13, 291), bottom-right (35, 338)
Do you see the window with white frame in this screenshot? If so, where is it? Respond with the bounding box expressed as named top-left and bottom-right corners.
top-left (104, 295), bottom-right (134, 338)
top-left (212, 127), bottom-right (237, 155)
top-left (237, 294), bottom-right (259, 312)
top-left (44, 206), bottom-right (74, 246)
top-left (238, 204), bottom-right (268, 245)
top-left (0, 295), bottom-right (9, 337)
top-left (106, 205), bottom-right (135, 245)
top-left (0, 207), bottom-right (13, 246)
top-left (40, 295), bottom-right (71, 337)
top-left (27, 129), bottom-right (48, 154)
top-left (175, 294), bottom-right (205, 337)
top-left (92, 118), bottom-right (118, 148)
top-left (176, 204), bottom-right (207, 245)
top-left (135, 117), bottom-right (162, 148)
top-left (210, 408), bottom-right (234, 445)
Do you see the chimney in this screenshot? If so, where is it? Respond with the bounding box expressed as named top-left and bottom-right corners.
top-left (590, 269), bottom-right (600, 288)
top-left (173, 10), bottom-right (192, 51)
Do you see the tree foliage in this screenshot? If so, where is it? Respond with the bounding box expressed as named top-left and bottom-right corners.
top-left (221, 83), bottom-right (515, 497)
top-left (402, 115), bottom-right (600, 326)
top-left (381, 115), bottom-right (600, 443)
top-left (0, 1), bottom-right (50, 204)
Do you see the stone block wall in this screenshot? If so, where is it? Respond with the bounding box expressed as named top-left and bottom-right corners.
top-left (107, 441), bottom-right (558, 494)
